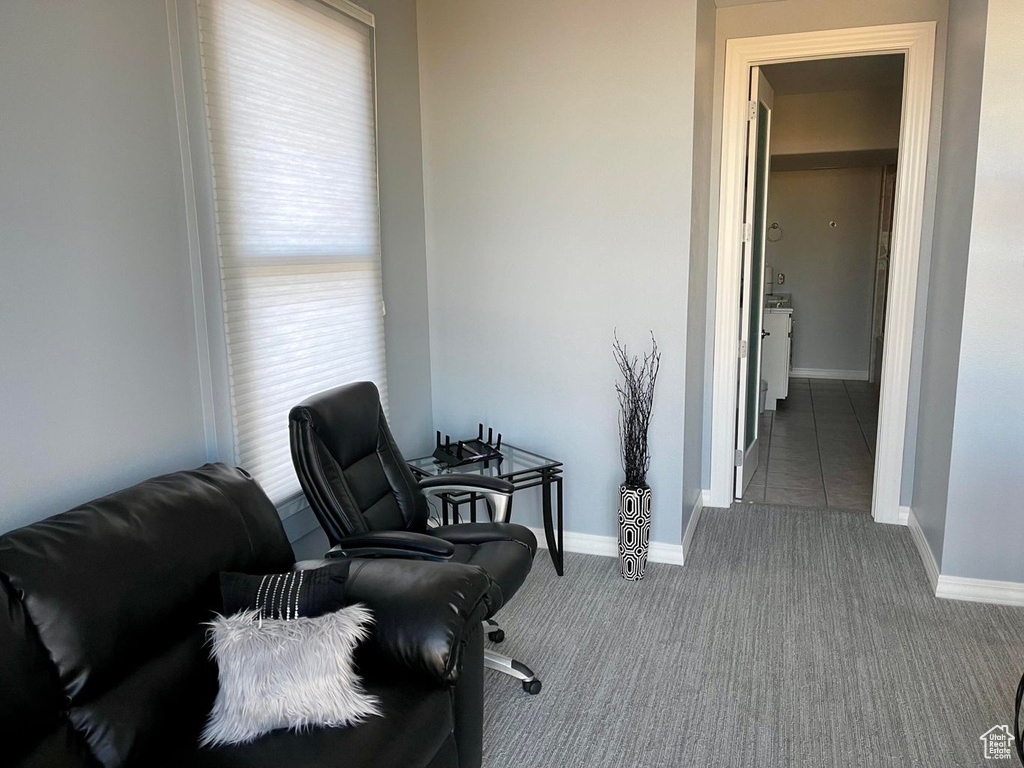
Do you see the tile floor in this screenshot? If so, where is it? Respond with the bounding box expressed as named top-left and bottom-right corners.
top-left (741, 377), bottom-right (880, 512)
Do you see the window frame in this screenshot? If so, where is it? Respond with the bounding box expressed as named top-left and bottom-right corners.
top-left (167, 0), bottom-right (383, 530)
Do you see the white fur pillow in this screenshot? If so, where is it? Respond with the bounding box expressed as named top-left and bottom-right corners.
top-left (201, 604), bottom-right (382, 747)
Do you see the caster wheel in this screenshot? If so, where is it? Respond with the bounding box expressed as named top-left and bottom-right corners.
top-left (487, 629), bottom-right (505, 643)
top-left (523, 679), bottom-right (542, 695)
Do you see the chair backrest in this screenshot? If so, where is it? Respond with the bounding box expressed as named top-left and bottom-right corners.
top-left (289, 381), bottom-right (430, 545)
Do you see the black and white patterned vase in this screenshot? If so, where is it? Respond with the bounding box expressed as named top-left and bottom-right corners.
top-left (618, 484), bottom-right (652, 581)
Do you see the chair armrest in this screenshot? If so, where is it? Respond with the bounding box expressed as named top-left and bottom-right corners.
top-left (419, 474), bottom-right (515, 523)
top-left (419, 474), bottom-right (514, 494)
top-left (295, 558), bottom-right (492, 687)
top-left (325, 530), bottom-right (454, 561)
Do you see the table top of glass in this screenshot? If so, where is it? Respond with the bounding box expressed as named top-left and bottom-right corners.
top-left (407, 442), bottom-right (561, 481)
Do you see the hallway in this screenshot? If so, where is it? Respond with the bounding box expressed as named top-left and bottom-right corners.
top-left (742, 377), bottom-right (880, 511)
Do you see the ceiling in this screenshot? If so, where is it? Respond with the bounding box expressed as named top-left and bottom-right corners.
top-left (761, 54), bottom-right (905, 95)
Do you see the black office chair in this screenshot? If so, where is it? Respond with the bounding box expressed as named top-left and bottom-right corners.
top-left (289, 381), bottom-right (542, 693)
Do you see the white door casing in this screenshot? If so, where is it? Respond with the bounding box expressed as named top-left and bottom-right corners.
top-left (708, 22), bottom-right (936, 524)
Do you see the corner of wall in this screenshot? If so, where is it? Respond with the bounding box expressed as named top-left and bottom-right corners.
top-left (910, 0), bottom-right (988, 573)
top-left (686, 0), bottom-right (718, 505)
top-left (361, 0), bottom-right (434, 457)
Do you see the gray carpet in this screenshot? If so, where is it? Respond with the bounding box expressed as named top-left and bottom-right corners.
top-left (482, 504), bottom-right (1024, 767)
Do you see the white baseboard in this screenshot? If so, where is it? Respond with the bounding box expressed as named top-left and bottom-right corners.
top-left (906, 507), bottom-right (1024, 606)
top-left (681, 492), bottom-right (704, 565)
top-left (528, 527), bottom-right (616, 558)
top-left (897, 505), bottom-right (910, 525)
top-left (791, 367), bottom-right (868, 381)
top-left (650, 539), bottom-right (685, 566)
top-left (935, 575), bottom-right (1024, 607)
top-left (907, 506), bottom-right (939, 591)
top-left (528, 527), bottom-right (684, 566)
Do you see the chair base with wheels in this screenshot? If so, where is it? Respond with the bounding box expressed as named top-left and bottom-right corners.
top-left (480, 619), bottom-right (540, 693)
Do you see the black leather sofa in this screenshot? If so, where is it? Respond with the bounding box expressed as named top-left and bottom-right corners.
top-left (0, 463), bottom-right (492, 768)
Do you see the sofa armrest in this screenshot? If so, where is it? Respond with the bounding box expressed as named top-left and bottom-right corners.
top-left (293, 558), bottom-right (492, 687)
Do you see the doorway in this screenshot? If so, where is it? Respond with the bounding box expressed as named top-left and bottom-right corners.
top-left (707, 23), bottom-right (937, 525)
top-left (739, 55), bottom-right (902, 510)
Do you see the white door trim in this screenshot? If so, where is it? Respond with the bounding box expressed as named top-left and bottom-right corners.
top-left (708, 22), bottom-right (936, 525)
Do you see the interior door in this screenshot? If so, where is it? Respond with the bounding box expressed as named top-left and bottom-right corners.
top-left (734, 67), bottom-right (774, 499)
top-left (869, 164), bottom-right (897, 384)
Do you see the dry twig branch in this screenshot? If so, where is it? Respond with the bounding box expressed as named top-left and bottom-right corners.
top-left (613, 331), bottom-right (661, 488)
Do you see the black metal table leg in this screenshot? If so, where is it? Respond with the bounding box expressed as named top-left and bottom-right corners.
top-left (555, 475), bottom-right (564, 576)
top-left (540, 470), bottom-right (563, 576)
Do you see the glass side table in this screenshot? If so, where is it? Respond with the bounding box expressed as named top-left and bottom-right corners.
top-left (407, 443), bottom-right (564, 576)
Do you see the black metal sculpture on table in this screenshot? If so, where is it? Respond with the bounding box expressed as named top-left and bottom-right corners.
top-left (433, 424), bottom-right (504, 468)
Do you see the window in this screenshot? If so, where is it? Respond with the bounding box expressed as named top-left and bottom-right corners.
top-left (196, 0), bottom-right (387, 503)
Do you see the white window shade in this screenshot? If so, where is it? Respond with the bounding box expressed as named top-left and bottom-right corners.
top-left (197, 0), bottom-right (387, 504)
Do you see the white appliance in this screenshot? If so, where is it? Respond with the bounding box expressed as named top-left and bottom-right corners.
top-left (761, 293), bottom-right (792, 410)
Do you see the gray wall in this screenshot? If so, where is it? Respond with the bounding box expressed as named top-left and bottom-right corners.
top-left (364, 0), bottom-right (434, 456)
top-left (912, 0), bottom-right (988, 568)
top-left (766, 167), bottom-right (883, 375)
top-left (683, 0), bottom-right (718, 519)
top-left (700, 0), bottom-right (949, 504)
top-left (416, 0), bottom-right (699, 545)
top-left (0, 0), bottom-right (208, 533)
top-left (940, 0), bottom-right (1024, 582)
